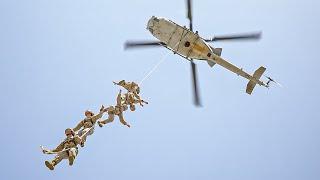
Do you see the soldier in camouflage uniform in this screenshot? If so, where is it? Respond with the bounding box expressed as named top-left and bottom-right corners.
top-left (124, 92), bottom-right (148, 111)
top-left (73, 105), bottom-right (106, 146)
top-left (113, 80), bottom-right (147, 106)
top-left (43, 128), bottom-right (82, 170)
top-left (98, 90), bottom-right (131, 128)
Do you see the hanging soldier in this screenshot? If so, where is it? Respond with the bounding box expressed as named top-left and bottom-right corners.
top-left (124, 92), bottom-right (148, 111)
top-left (113, 80), bottom-right (146, 106)
top-left (98, 90), bottom-right (131, 128)
top-left (42, 128), bottom-right (82, 170)
top-left (73, 105), bottom-right (107, 146)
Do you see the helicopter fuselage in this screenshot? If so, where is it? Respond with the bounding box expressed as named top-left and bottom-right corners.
top-left (146, 16), bottom-right (267, 89)
top-left (147, 16), bottom-right (215, 60)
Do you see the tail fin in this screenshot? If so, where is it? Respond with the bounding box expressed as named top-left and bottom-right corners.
top-left (212, 48), bottom-right (222, 56)
top-left (207, 60), bottom-right (216, 67)
top-left (246, 66), bottom-right (266, 95)
top-left (207, 47), bottom-right (222, 67)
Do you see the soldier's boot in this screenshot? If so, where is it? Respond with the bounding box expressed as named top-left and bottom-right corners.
top-left (134, 95), bottom-right (144, 106)
top-left (120, 120), bottom-right (131, 128)
top-left (130, 104), bottom-right (136, 111)
top-left (139, 102), bottom-right (144, 106)
top-left (80, 141), bottom-right (85, 147)
top-left (68, 155), bottom-right (75, 166)
top-left (45, 161), bottom-right (55, 170)
top-left (80, 137), bottom-right (87, 147)
top-left (122, 122), bottom-right (131, 128)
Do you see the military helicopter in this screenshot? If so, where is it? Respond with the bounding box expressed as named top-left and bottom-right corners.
top-left (125, 0), bottom-right (272, 106)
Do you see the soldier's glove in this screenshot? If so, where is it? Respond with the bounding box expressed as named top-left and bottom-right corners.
top-left (42, 149), bottom-right (50, 154)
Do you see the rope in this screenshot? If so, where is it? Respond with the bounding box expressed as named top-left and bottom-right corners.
top-left (138, 51), bottom-right (171, 86)
top-left (138, 42), bottom-right (180, 86)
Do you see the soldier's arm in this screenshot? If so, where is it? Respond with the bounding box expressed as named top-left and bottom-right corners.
top-left (73, 121), bottom-right (84, 132)
top-left (91, 111), bottom-right (103, 123)
top-left (116, 90), bottom-right (122, 105)
top-left (91, 105), bottom-right (106, 123)
top-left (119, 113), bottom-right (130, 128)
top-left (113, 81), bottom-right (119, 85)
top-left (51, 142), bottom-right (65, 153)
top-left (113, 81), bottom-right (124, 89)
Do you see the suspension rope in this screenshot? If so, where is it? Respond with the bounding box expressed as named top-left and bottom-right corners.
top-left (138, 42), bottom-right (180, 86)
top-left (138, 51), bottom-right (171, 86)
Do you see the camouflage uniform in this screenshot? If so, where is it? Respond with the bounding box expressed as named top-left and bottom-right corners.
top-left (73, 106), bottom-right (105, 146)
top-left (124, 92), bottom-right (148, 111)
top-left (113, 80), bottom-right (145, 106)
top-left (44, 129), bottom-right (82, 170)
top-left (98, 90), bottom-right (130, 128)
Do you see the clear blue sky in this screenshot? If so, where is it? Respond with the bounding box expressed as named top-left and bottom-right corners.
top-left (1, 0), bottom-right (320, 179)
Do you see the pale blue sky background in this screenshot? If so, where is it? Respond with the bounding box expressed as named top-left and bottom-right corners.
top-left (1, 0), bottom-right (320, 179)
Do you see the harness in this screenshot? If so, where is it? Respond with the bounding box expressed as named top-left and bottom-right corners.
top-left (83, 117), bottom-right (94, 128)
top-left (63, 139), bottom-right (79, 156)
top-left (63, 137), bottom-right (79, 156)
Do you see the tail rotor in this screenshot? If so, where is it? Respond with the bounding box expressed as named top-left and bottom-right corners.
top-left (265, 76), bottom-right (282, 88)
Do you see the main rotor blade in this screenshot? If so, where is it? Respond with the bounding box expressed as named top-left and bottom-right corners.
top-left (190, 60), bottom-right (201, 106)
top-left (205, 32), bottom-right (261, 42)
top-left (186, 0), bottom-right (193, 31)
top-left (124, 41), bottom-right (165, 49)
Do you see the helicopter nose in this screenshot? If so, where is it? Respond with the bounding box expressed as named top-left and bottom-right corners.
top-left (147, 17), bottom-right (154, 33)
top-left (147, 16), bottom-right (160, 34)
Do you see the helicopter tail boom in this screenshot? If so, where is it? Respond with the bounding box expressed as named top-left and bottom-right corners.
top-left (211, 55), bottom-right (267, 94)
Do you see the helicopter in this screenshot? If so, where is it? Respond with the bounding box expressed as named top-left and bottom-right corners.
top-left (125, 0), bottom-right (273, 106)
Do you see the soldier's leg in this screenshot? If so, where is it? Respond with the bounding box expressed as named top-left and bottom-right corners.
top-left (45, 159), bottom-right (56, 170)
top-left (134, 99), bottom-right (147, 106)
top-left (54, 151), bottom-right (68, 165)
top-left (67, 148), bottom-right (78, 166)
top-left (141, 99), bottom-right (148, 104)
top-left (98, 113), bottom-right (115, 127)
top-left (134, 94), bottom-right (148, 106)
top-left (118, 113), bottom-right (130, 128)
top-left (45, 152), bottom-right (66, 170)
top-left (133, 93), bottom-right (144, 106)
